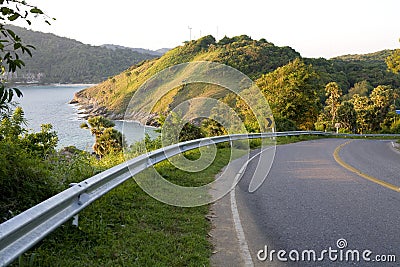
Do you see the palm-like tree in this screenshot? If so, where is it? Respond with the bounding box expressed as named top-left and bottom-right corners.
top-left (81, 116), bottom-right (124, 157)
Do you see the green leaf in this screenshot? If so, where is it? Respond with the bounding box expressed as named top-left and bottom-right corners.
top-left (5, 29), bottom-right (16, 40)
top-left (1, 7), bottom-right (12, 15)
top-left (7, 90), bottom-right (13, 103)
top-left (22, 46), bottom-right (33, 57)
top-left (0, 89), bottom-right (7, 103)
top-left (14, 88), bottom-right (23, 98)
top-left (14, 43), bottom-right (22, 50)
top-left (30, 8), bottom-right (44, 14)
top-left (8, 13), bottom-right (20, 21)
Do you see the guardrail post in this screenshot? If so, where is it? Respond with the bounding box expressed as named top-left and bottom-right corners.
top-left (69, 183), bottom-right (79, 227)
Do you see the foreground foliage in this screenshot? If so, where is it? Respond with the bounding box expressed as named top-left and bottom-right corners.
top-left (0, 108), bottom-right (95, 222)
top-left (13, 145), bottom-right (233, 266)
top-left (0, 107), bottom-right (236, 266)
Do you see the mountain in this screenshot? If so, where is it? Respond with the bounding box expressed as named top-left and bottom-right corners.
top-left (71, 35), bottom-right (301, 121)
top-left (6, 25), bottom-right (158, 84)
top-left (101, 44), bottom-right (170, 56)
top-left (71, 34), bottom-right (400, 124)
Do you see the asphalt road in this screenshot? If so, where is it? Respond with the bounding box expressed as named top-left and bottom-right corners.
top-left (214, 138), bottom-right (400, 266)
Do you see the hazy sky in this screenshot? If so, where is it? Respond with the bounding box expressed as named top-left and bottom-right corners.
top-left (21, 0), bottom-right (400, 58)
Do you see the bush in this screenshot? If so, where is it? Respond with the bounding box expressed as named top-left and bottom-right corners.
top-left (274, 116), bottom-right (297, 132)
top-left (0, 108), bottom-right (94, 222)
top-left (390, 120), bottom-right (400, 133)
top-left (0, 140), bottom-right (58, 222)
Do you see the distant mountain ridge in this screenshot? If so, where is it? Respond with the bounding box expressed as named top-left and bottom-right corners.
top-left (101, 44), bottom-right (170, 56)
top-left (5, 25), bottom-right (158, 84)
top-left (332, 50), bottom-right (394, 62)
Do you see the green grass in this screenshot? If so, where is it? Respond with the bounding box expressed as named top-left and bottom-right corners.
top-left (14, 147), bottom-right (236, 267)
top-left (12, 134), bottom-right (398, 266)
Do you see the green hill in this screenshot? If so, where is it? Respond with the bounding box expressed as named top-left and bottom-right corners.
top-left (73, 34), bottom-right (400, 127)
top-left (72, 35), bottom-right (301, 120)
top-left (306, 50), bottom-right (400, 93)
top-left (6, 25), bottom-right (157, 84)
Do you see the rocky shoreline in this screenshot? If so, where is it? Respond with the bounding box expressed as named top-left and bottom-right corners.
top-left (69, 91), bottom-right (159, 126)
top-left (69, 91), bottom-right (124, 120)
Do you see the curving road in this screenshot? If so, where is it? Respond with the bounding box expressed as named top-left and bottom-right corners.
top-left (211, 138), bottom-right (400, 266)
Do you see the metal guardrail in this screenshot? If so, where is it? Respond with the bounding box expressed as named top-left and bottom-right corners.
top-left (1, 130), bottom-right (399, 266)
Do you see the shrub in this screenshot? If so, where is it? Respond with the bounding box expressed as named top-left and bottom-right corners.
top-left (274, 116), bottom-right (297, 132)
top-left (0, 140), bottom-right (58, 222)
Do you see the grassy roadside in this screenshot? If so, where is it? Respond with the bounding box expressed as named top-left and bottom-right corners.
top-left (12, 134), bottom-right (399, 266)
top-left (15, 147), bottom-right (236, 267)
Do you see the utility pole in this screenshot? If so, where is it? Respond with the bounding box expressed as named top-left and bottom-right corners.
top-left (188, 26), bottom-right (192, 41)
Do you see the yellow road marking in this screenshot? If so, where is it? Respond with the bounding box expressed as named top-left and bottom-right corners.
top-left (333, 140), bottom-right (400, 193)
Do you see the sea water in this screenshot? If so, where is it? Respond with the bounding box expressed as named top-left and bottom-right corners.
top-left (16, 84), bottom-right (156, 150)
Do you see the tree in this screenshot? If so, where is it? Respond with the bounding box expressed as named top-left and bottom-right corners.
top-left (22, 123), bottom-right (58, 157)
top-left (324, 82), bottom-right (342, 127)
top-left (157, 112), bottom-right (204, 144)
top-left (369, 85), bottom-right (395, 131)
top-left (256, 58), bottom-right (322, 130)
top-left (81, 116), bottom-right (124, 157)
top-left (351, 94), bottom-right (372, 134)
top-left (349, 86), bottom-right (396, 133)
top-left (386, 40), bottom-right (400, 74)
top-left (344, 80), bottom-right (372, 100)
top-left (0, 0), bottom-right (54, 112)
top-left (336, 101), bottom-right (357, 133)
top-left (274, 116), bottom-right (297, 131)
top-left (201, 118), bottom-right (227, 137)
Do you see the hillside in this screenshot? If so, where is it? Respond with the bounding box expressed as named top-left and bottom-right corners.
top-left (332, 50), bottom-right (393, 61)
top-left (73, 34), bottom-right (400, 127)
top-left (6, 25), bottom-right (157, 84)
top-left (305, 49), bottom-right (400, 93)
top-left (72, 35), bottom-right (301, 121)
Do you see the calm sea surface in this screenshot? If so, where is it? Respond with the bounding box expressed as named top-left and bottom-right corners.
top-left (17, 85), bottom-right (156, 150)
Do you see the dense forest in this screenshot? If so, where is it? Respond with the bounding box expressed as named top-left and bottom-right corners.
top-left (306, 50), bottom-right (400, 93)
top-left (4, 25), bottom-right (158, 84)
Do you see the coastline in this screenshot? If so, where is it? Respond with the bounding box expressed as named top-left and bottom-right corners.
top-left (11, 82), bottom-right (98, 87)
top-left (70, 91), bottom-right (159, 126)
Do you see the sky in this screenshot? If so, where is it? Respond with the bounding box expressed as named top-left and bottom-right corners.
top-left (17, 0), bottom-right (400, 59)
